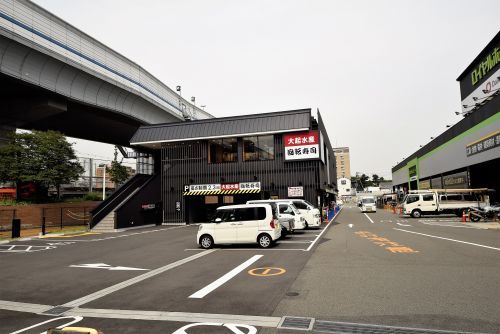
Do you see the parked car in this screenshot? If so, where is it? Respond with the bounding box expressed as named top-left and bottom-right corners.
top-left (280, 199), bottom-right (322, 228)
top-left (247, 200), bottom-right (306, 231)
top-left (197, 204), bottom-right (281, 249)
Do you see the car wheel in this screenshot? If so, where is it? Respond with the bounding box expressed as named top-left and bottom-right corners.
top-left (411, 209), bottom-right (422, 218)
top-left (199, 235), bottom-right (213, 249)
top-left (470, 214), bottom-right (481, 222)
top-left (258, 233), bottom-right (272, 248)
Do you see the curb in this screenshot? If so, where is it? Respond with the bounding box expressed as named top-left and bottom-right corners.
top-left (0, 229), bottom-right (90, 244)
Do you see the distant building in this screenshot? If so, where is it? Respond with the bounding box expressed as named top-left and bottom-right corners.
top-left (333, 147), bottom-right (351, 179)
top-left (337, 177), bottom-right (352, 197)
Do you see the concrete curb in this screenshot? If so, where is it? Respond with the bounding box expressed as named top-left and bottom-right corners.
top-left (0, 228), bottom-right (90, 244)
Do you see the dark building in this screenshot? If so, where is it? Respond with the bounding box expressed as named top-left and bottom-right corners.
top-left (129, 109), bottom-right (336, 224)
top-left (392, 31), bottom-right (500, 200)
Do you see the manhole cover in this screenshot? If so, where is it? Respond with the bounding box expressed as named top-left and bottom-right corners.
top-left (42, 306), bottom-right (72, 316)
top-left (286, 292), bottom-right (300, 296)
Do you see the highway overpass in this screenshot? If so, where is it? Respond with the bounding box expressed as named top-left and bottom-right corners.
top-left (0, 0), bottom-right (212, 146)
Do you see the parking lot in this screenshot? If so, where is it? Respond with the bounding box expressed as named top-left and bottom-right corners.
top-left (0, 218), bottom-right (334, 333)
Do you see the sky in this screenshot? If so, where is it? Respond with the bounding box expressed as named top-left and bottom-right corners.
top-left (33, 0), bottom-right (500, 179)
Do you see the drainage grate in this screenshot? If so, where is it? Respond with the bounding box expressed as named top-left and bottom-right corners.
top-left (42, 306), bottom-right (73, 316)
top-left (279, 316), bottom-right (314, 330)
top-left (313, 320), bottom-right (485, 334)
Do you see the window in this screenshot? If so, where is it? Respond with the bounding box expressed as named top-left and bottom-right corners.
top-left (205, 196), bottom-right (218, 204)
top-left (292, 201), bottom-right (308, 210)
top-left (208, 138), bottom-right (238, 163)
top-left (243, 135), bottom-right (274, 161)
top-left (422, 194), bottom-right (434, 201)
top-left (406, 195), bottom-right (419, 204)
top-left (279, 204), bottom-right (294, 215)
top-left (211, 209), bottom-right (232, 222)
top-left (341, 180), bottom-right (347, 185)
top-left (223, 196), bottom-right (234, 204)
top-left (234, 207), bottom-right (266, 221)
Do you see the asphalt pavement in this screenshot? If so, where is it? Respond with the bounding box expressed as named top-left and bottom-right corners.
top-left (1, 207), bottom-right (499, 334)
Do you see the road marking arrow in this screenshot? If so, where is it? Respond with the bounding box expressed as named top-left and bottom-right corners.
top-left (69, 263), bottom-right (148, 271)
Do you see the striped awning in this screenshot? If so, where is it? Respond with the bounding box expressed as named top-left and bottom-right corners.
top-left (183, 189), bottom-right (261, 196)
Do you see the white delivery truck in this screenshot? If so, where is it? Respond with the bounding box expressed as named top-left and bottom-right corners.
top-left (401, 188), bottom-right (490, 218)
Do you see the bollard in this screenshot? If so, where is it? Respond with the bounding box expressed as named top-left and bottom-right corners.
top-left (42, 217), bottom-right (46, 235)
top-left (11, 218), bottom-right (21, 238)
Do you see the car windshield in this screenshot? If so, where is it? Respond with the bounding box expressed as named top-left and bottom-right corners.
top-left (362, 198), bottom-right (375, 204)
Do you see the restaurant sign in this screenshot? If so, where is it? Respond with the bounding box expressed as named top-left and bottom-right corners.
top-left (283, 131), bottom-right (320, 160)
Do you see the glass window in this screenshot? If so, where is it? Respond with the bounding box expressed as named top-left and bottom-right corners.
top-left (422, 194), bottom-right (434, 201)
top-left (234, 207), bottom-right (266, 221)
top-left (243, 135), bottom-right (274, 161)
top-left (279, 204), bottom-right (294, 215)
top-left (223, 196), bottom-right (234, 204)
top-left (406, 195), bottom-right (420, 204)
top-left (292, 201), bottom-right (308, 210)
top-left (341, 180), bottom-right (347, 185)
top-left (208, 138), bottom-right (238, 163)
top-left (211, 209), bottom-right (232, 222)
top-left (205, 196), bottom-right (218, 204)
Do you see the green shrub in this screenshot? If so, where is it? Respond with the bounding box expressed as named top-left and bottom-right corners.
top-left (83, 192), bottom-right (103, 201)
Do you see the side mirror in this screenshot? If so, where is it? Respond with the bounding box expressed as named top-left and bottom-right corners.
top-left (214, 218), bottom-right (222, 223)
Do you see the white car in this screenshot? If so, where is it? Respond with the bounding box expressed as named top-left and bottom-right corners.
top-left (283, 199), bottom-right (322, 228)
top-left (197, 204), bottom-right (281, 249)
top-left (359, 197), bottom-right (377, 213)
top-left (247, 200), bottom-right (306, 231)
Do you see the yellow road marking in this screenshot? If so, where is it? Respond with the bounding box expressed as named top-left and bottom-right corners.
top-left (354, 231), bottom-right (418, 254)
top-left (248, 267), bottom-right (286, 277)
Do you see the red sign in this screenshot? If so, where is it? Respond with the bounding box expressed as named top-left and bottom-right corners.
top-left (221, 183), bottom-right (240, 191)
top-left (284, 131), bottom-right (319, 147)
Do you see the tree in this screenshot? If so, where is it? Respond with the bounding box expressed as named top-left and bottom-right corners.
top-left (0, 130), bottom-right (84, 200)
top-left (372, 174), bottom-right (380, 186)
top-left (106, 147), bottom-right (129, 187)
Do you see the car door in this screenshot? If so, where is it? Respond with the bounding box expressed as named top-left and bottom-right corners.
top-left (213, 209), bottom-right (238, 243)
top-left (421, 194), bottom-right (436, 213)
top-left (234, 208), bottom-right (260, 243)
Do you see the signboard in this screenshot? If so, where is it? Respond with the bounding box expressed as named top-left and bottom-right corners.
top-left (283, 131), bottom-right (320, 160)
top-left (239, 182), bottom-right (261, 190)
top-left (184, 184), bottom-right (221, 193)
top-left (419, 179), bottom-right (431, 190)
top-left (466, 130), bottom-right (500, 157)
top-left (288, 186), bottom-right (304, 197)
top-left (443, 172), bottom-right (468, 189)
top-left (175, 201), bottom-right (181, 212)
top-left (221, 183), bottom-right (239, 191)
top-left (141, 204), bottom-right (155, 210)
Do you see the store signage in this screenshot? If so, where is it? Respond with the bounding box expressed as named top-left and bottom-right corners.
top-left (461, 68), bottom-right (500, 113)
top-left (288, 186), bottom-right (304, 197)
top-left (240, 182), bottom-right (261, 190)
top-left (471, 47), bottom-right (499, 86)
top-left (175, 201), bottom-right (181, 212)
top-left (141, 204), bottom-right (155, 210)
top-left (185, 184), bottom-right (221, 192)
top-left (443, 172), bottom-right (468, 188)
top-left (221, 183), bottom-right (239, 191)
top-left (466, 130), bottom-right (500, 157)
top-left (284, 131), bottom-right (320, 160)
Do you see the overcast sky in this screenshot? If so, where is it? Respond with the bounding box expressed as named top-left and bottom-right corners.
top-left (33, 0), bottom-right (500, 179)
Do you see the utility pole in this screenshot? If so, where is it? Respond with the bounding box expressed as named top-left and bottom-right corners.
top-left (102, 165), bottom-right (106, 201)
top-left (89, 158), bottom-right (93, 193)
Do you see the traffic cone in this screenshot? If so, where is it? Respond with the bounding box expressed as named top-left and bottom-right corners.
top-left (399, 207), bottom-right (403, 215)
top-left (462, 210), bottom-right (467, 223)
top-left (393, 206), bottom-right (396, 214)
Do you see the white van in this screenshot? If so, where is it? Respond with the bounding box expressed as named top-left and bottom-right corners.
top-left (247, 200), bottom-right (306, 231)
top-left (402, 189), bottom-right (489, 218)
top-left (279, 199), bottom-right (322, 228)
top-left (197, 204), bottom-right (281, 249)
top-left (359, 197), bottom-right (377, 213)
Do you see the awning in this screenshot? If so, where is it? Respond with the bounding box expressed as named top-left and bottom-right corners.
top-left (183, 189), bottom-right (261, 196)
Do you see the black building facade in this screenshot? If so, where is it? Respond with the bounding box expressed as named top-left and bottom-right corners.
top-left (131, 109), bottom-right (336, 224)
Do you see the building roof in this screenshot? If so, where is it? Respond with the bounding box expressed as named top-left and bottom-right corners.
top-left (130, 109), bottom-right (312, 148)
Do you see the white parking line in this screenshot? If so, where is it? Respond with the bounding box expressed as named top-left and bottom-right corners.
top-left (419, 221), bottom-right (480, 229)
top-left (394, 228), bottom-right (500, 251)
top-left (277, 240), bottom-right (312, 244)
top-left (189, 255), bottom-right (263, 299)
top-left (63, 250), bottom-right (215, 307)
top-left (306, 207), bottom-right (343, 251)
top-left (9, 316), bottom-right (83, 334)
top-left (363, 213), bottom-right (375, 224)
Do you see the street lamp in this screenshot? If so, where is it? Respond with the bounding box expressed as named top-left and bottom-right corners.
top-left (201, 105), bottom-right (206, 110)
